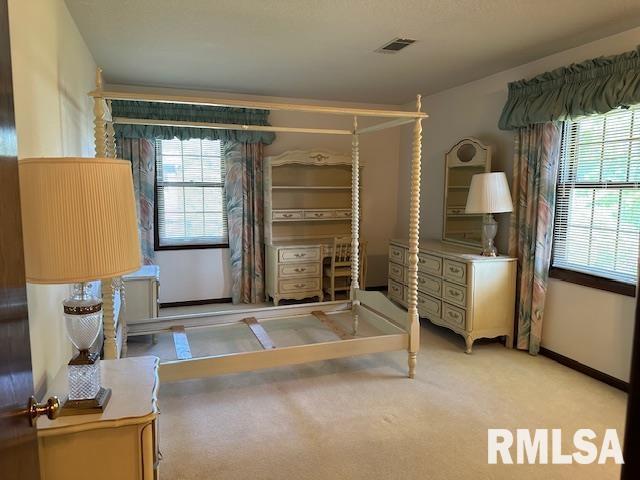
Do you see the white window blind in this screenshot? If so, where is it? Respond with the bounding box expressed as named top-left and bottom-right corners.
top-left (552, 104), bottom-right (640, 284)
top-left (155, 138), bottom-right (228, 247)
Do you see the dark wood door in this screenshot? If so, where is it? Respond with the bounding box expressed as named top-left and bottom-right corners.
top-left (0, 0), bottom-right (41, 478)
top-left (622, 255), bottom-right (640, 478)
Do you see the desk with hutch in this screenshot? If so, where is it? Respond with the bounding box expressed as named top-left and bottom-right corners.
top-left (264, 150), bottom-right (362, 305)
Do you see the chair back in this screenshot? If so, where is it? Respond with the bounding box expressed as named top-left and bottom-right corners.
top-left (332, 236), bottom-right (352, 266)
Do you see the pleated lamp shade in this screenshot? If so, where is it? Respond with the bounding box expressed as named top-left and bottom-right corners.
top-left (19, 157), bottom-right (141, 284)
top-left (465, 172), bottom-right (513, 214)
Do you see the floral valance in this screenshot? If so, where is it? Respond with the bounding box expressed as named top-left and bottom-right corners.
top-left (111, 100), bottom-right (275, 144)
top-left (499, 46), bottom-right (640, 130)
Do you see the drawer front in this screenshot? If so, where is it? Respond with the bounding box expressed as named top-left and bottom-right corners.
top-left (417, 292), bottom-right (441, 318)
top-left (418, 252), bottom-right (442, 276)
top-left (279, 277), bottom-right (321, 293)
top-left (279, 263), bottom-right (320, 278)
top-left (446, 206), bottom-right (466, 215)
top-left (443, 259), bottom-right (467, 283)
top-left (443, 281), bottom-right (466, 307)
top-left (304, 210), bottom-right (335, 220)
top-left (335, 209), bottom-right (352, 218)
top-left (388, 279), bottom-right (404, 301)
top-left (389, 245), bottom-right (406, 265)
top-left (417, 272), bottom-right (442, 297)
top-left (273, 210), bottom-right (303, 220)
top-left (388, 262), bottom-right (404, 283)
top-left (279, 247), bottom-right (321, 263)
top-left (443, 302), bottom-right (466, 330)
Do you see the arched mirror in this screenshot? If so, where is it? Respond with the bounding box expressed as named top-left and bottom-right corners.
top-left (442, 138), bottom-right (491, 247)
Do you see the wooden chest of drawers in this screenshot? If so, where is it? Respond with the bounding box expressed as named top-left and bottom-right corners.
top-left (388, 239), bottom-right (516, 353)
top-left (266, 244), bottom-right (323, 305)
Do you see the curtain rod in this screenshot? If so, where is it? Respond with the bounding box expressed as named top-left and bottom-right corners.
top-left (93, 89), bottom-right (428, 120)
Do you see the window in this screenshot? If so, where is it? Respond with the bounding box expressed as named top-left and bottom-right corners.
top-left (552, 104), bottom-right (639, 288)
top-left (155, 138), bottom-right (228, 248)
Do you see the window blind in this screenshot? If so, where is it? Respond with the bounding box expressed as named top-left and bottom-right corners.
top-left (156, 138), bottom-right (228, 247)
top-left (552, 104), bottom-right (640, 284)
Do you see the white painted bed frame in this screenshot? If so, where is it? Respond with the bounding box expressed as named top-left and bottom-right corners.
top-left (91, 68), bottom-right (426, 380)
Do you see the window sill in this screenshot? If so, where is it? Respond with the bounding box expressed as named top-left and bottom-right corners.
top-left (548, 267), bottom-right (636, 297)
top-left (154, 243), bottom-right (230, 251)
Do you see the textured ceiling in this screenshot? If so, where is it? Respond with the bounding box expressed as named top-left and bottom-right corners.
top-left (65, 0), bottom-right (640, 104)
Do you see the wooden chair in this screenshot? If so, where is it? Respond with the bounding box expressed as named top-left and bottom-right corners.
top-left (323, 237), bottom-right (367, 301)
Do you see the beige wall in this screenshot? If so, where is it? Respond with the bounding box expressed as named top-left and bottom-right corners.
top-left (155, 94), bottom-right (402, 303)
top-left (8, 0), bottom-right (97, 395)
top-left (396, 27), bottom-right (640, 381)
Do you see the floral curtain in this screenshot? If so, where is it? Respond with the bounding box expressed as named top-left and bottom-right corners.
top-left (508, 122), bottom-right (562, 354)
top-left (117, 138), bottom-right (156, 265)
top-left (224, 142), bottom-right (265, 304)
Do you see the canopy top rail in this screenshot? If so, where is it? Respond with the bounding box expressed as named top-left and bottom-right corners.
top-left (90, 87), bottom-right (428, 121)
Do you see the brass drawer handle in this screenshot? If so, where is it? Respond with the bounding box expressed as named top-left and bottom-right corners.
top-left (449, 266), bottom-right (461, 274)
top-left (294, 283), bottom-right (307, 288)
top-left (449, 289), bottom-right (461, 297)
top-left (283, 213), bottom-right (293, 218)
top-left (294, 253), bottom-right (306, 258)
top-left (294, 268), bottom-right (306, 273)
top-left (448, 311), bottom-right (460, 319)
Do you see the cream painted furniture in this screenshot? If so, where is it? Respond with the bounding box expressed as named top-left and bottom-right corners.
top-left (265, 149), bottom-right (355, 243)
top-left (122, 265), bottom-right (160, 351)
top-left (37, 356), bottom-right (160, 480)
top-left (266, 243), bottom-right (324, 305)
top-left (388, 239), bottom-right (516, 353)
top-left (99, 279), bottom-right (123, 359)
top-left (92, 71), bottom-right (425, 380)
top-left (265, 150), bottom-right (362, 304)
top-left (443, 138), bottom-right (491, 247)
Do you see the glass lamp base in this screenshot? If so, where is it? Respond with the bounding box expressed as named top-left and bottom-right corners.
top-left (481, 214), bottom-right (499, 257)
top-left (61, 283), bottom-right (110, 415)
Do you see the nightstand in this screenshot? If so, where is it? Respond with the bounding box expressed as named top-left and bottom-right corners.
top-left (37, 356), bottom-right (160, 480)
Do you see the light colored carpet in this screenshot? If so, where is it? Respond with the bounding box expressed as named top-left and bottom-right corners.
top-left (131, 307), bottom-right (627, 479)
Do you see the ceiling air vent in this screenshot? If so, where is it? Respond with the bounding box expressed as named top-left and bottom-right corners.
top-left (375, 37), bottom-right (416, 54)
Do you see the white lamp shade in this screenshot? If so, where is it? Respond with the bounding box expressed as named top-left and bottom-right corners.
top-left (19, 157), bottom-right (142, 284)
top-left (465, 172), bottom-right (513, 214)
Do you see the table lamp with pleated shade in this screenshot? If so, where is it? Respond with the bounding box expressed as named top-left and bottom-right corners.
top-left (465, 172), bottom-right (513, 256)
top-left (19, 157), bottom-right (141, 414)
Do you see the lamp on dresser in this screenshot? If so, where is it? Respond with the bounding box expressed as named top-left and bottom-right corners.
top-left (19, 157), bottom-right (141, 414)
top-left (465, 172), bottom-right (513, 256)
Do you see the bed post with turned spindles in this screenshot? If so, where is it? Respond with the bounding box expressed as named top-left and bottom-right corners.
top-left (93, 67), bottom-right (120, 359)
top-left (350, 116), bottom-right (360, 335)
top-left (406, 95), bottom-right (423, 378)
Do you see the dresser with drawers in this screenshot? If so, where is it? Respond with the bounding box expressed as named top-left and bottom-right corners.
top-left (388, 239), bottom-right (516, 353)
top-left (266, 243), bottom-right (324, 305)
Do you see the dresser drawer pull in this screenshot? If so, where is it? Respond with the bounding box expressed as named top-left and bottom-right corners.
top-left (294, 253), bottom-right (306, 258)
top-left (283, 213), bottom-right (294, 218)
top-left (294, 267), bottom-right (306, 273)
top-left (448, 289), bottom-right (461, 298)
top-left (294, 283), bottom-right (306, 288)
top-left (448, 266), bottom-right (461, 274)
top-left (447, 310), bottom-right (460, 320)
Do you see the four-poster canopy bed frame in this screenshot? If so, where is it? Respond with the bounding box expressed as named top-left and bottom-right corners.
top-left (90, 68), bottom-right (428, 381)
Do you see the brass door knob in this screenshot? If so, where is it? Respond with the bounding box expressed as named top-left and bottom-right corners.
top-left (28, 395), bottom-right (60, 426)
